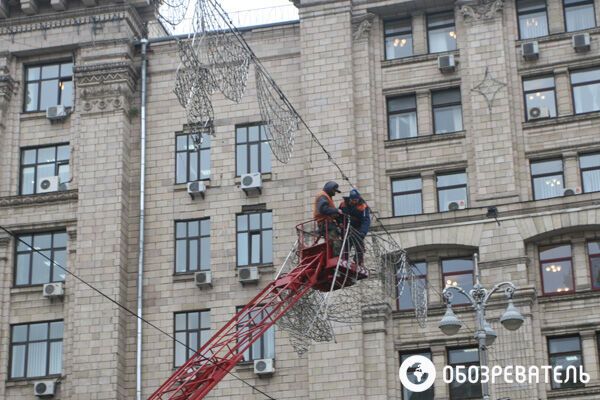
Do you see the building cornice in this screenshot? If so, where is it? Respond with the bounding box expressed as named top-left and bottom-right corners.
top-left (0, 189), bottom-right (78, 207)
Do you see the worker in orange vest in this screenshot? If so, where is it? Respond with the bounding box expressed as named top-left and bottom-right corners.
top-left (313, 181), bottom-right (344, 256)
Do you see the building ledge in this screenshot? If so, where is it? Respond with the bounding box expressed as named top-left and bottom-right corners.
top-left (382, 50), bottom-right (459, 68)
top-left (0, 190), bottom-right (77, 207)
top-left (523, 111), bottom-right (600, 130)
top-left (384, 131), bottom-right (466, 149)
top-left (538, 289), bottom-right (600, 304)
top-left (547, 385), bottom-right (600, 398)
top-left (515, 26), bottom-right (600, 46)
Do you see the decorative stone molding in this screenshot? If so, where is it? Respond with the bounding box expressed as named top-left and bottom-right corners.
top-left (0, 189), bottom-right (78, 207)
top-left (459, 0), bottom-right (504, 21)
top-left (0, 74), bottom-right (14, 127)
top-left (0, 233), bottom-right (10, 248)
top-left (75, 62), bottom-right (137, 113)
top-left (361, 302), bottom-right (391, 323)
top-left (471, 67), bottom-right (506, 113)
top-left (352, 13), bottom-right (375, 41)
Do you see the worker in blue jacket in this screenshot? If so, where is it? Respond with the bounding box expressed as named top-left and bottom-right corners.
top-left (339, 189), bottom-right (371, 265)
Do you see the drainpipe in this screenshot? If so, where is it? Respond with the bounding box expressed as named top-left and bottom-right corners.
top-left (136, 37), bottom-right (148, 400)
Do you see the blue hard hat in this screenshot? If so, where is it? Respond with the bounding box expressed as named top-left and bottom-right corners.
top-left (349, 189), bottom-right (361, 200)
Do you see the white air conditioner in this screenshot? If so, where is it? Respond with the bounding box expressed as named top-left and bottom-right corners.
top-left (238, 266), bottom-right (259, 284)
top-left (240, 172), bottom-right (262, 195)
top-left (33, 380), bottom-right (56, 397)
top-left (37, 176), bottom-right (60, 194)
top-left (43, 282), bottom-right (64, 298)
top-left (187, 181), bottom-right (207, 200)
top-left (572, 32), bottom-right (591, 52)
top-left (447, 200), bottom-right (467, 211)
top-left (563, 187), bottom-right (582, 196)
top-left (46, 105), bottom-right (68, 121)
top-left (194, 271), bottom-right (212, 288)
top-left (522, 41), bottom-right (539, 60)
top-left (437, 54), bottom-right (456, 73)
top-left (528, 107), bottom-right (551, 120)
top-left (254, 358), bottom-right (274, 376)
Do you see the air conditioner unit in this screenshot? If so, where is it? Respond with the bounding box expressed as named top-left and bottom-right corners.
top-left (46, 105), bottom-right (68, 121)
top-left (437, 54), bottom-right (456, 73)
top-left (528, 107), bottom-right (551, 120)
top-left (563, 187), bottom-right (582, 196)
top-left (238, 266), bottom-right (259, 284)
top-left (447, 200), bottom-right (467, 211)
top-left (522, 41), bottom-right (539, 60)
top-left (42, 282), bottom-right (64, 298)
top-left (240, 172), bottom-right (262, 195)
top-left (37, 176), bottom-right (60, 194)
top-left (572, 32), bottom-right (591, 52)
top-left (187, 181), bottom-right (207, 200)
top-left (194, 271), bottom-right (212, 288)
top-left (254, 358), bottom-right (275, 376)
top-left (33, 380), bottom-right (56, 397)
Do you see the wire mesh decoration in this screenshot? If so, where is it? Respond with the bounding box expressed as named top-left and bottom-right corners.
top-left (155, 0), bottom-right (191, 28)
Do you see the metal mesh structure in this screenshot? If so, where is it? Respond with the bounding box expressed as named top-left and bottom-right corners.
top-left (155, 0), bottom-right (191, 28)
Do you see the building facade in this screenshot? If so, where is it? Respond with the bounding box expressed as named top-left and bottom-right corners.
top-left (1, 0), bottom-right (600, 399)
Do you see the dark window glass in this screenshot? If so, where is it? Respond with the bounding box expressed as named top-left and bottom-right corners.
top-left (20, 144), bottom-right (70, 195)
top-left (588, 241), bottom-right (600, 290)
top-left (580, 153), bottom-right (600, 193)
top-left (25, 62), bottom-right (73, 112)
top-left (531, 159), bottom-right (564, 200)
top-left (392, 177), bottom-right (423, 216)
top-left (564, 0), bottom-right (596, 32)
top-left (523, 76), bottom-right (557, 120)
top-left (385, 19), bottom-right (413, 59)
top-left (10, 321), bottom-right (63, 379)
top-left (571, 68), bottom-right (600, 114)
top-left (548, 336), bottom-right (584, 389)
top-left (237, 307), bottom-right (275, 361)
top-left (175, 134), bottom-right (211, 184)
top-left (175, 219), bottom-right (211, 273)
top-left (236, 124), bottom-right (271, 175)
top-left (174, 310), bottom-right (210, 367)
top-left (517, 0), bottom-right (549, 39)
top-left (15, 231), bottom-right (67, 286)
top-left (432, 88), bottom-right (463, 134)
top-left (448, 348), bottom-right (482, 399)
top-left (388, 95), bottom-right (418, 139)
top-left (540, 244), bottom-right (574, 294)
top-left (237, 212), bottom-right (273, 266)
top-left (427, 12), bottom-right (457, 53)
top-left (436, 171), bottom-right (467, 212)
top-left (400, 351), bottom-right (435, 400)
top-left (397, 262), bottom-right (427, 310)
top-left (442, 258), bottom-right (473, 305)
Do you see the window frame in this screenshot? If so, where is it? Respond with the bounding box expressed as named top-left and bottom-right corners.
top-left (539, 243), bottom-right (575, 296)
top-left (174, 218), bottom-right (211, 275)
top-left (563, 0), bottom-right (596, 32)
top-left (441, 258), bottom-right (474, 305)
top-left (570, 67), bottom-right (600, 115)
top-left (14, 231), bottom-right (67, 288)
top-left (530, 158), bottom-right (564, 200)
top-left (447, 346), bottom-right (482, 400)
top-left (432, 88), bottom-right (463, 135)
top-left (517, 0), bottom-right (550, 40)
top-left (397, 261), bottom-right (427, 311)
top-left (235, 123), bottom-right (271, 176)
top-left (23, 61), bottom-right (73, 113)
top-left (236, 211), bottom-right (273, 267)
top-left (175, 133), bottom-right (211, 184)
top-left (522, 75), bottom-right (557, 121)
top-left (173, 310), bottom-right (211, 368)
top-left (547, 335), bottom-right (585, 390)
top-left (236, 306), bottom-right (276, 362)
top-left (9, 320), bottom-right (63, 380)
top-left (399, 350), bottom-right (435, 400)
top-left (426, 11), bottom-right (457, 54)
top-left (436, 171), bottom-right (468, 212)
top-left (19, 143), bottom-right (70, 196)
top-left (384, 18), bottom-right (414, 60)
top-left (387, 95), bottom-right (418, 140)
top-left (580, 152), bottom-right (600, 193)
top-left (392, 176), bottom-right (423, 217)
top-left (587, 240), bottom-right (600, 290)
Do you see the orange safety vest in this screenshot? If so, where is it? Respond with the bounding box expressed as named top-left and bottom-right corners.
top-left (313, 191), bottom-right (335, 222)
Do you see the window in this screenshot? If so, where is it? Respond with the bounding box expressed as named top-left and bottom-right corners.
top-left (392, 177), bottom-right (423, 217)
top-left (236, 124), bottom-right (271, 176)
top-left (442, 258), bottom-right (474, 305)
top-left (427, 12), bottom-right (457, 53)
top-left (20, 144), bottom-right (70, 195)
top-left (571, 68), bottom-right (600, 114)
top-left (175, 134), bottom-right (211, 184)
top-left (548, 336), bottom-right (584, 389)
top-left (447, 348), bottom-right (482, 399)
top-left (174, 310), bottom-right (210, 367)
top-left (564, 0), bottom-right (596, 32)
top-left (237, 211), bottom-right (273, 266)
top-left (531, 159), bottom-right (564, 200)
top-left (175, 219), bottom-right (211, 274)
top-left (588, 241), bottom-right (600, 290)
top-left (400, 351), bottom-right (434, 400)
top-left (10, 321), bottom-right (63, 379)
top-left (15, 231), bottom-right (67, 287)
top-left (385, 19), bottom-right (413, 60)
top-left (436, 171), bottom-right (468, 212)
top-left (237, 307), bottom-right (275, 361)
top-left (388, 95), bottom-right (418, 139)
top-left (397, 262), bottom-right (427, 310)
top-left (432, 88), bottom-right (463, 134)
top-left (580, 153), bottom-right (600, 193)
top-left (523, 76), bottom-right (557, 120)
top-left (25, 62), bottom-right (73, 112)
top-left (517, 0), bottom-right (549, 39)
top-left (540, 244), bottom-right (574, 295)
